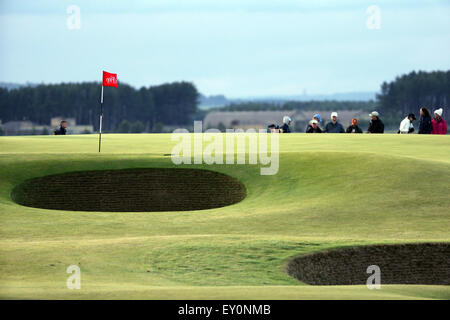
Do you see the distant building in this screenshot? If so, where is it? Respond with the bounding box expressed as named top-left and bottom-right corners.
top-left (203, 110), bottom-right (364, 131)
top-left (1, 121), bottom-right (35, 135)
top-left (204, 111), bottom-right (298, 130)
top-left (51, 117), bottom-right (76, 127)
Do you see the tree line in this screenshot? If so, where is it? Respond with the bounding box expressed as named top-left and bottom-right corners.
top-left (377, 70), bottom-right (449, 121)
top-left (217, 100), bottom-right (374, 112)
top-left (0, 81), bottom-right (199, 132)
top-left (0, 70), bottom-right (447, 134)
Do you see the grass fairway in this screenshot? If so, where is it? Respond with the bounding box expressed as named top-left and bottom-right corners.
top-left (0, 133), bottom-right (449, 299)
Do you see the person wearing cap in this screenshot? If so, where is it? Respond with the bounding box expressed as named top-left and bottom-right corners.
top-left (268, 124), bottom-right (280, 133)
top-left (346, 118), bottom-right (363, 133)
top-left (418, 107), bottom-right (433, 134)
top-left (323, 112), bottom-right (345, 133)
top-left (431, 108), bottom-right (447, 135)
top-left (398, 113), bottom-right (416, 134)
top-left (366, 111), bottom-right (384, 134)
top-left (306, 119), bottom-right (322, 133)
top-left (313, 114), bottom-right (322, 127)
top-left (280, 116), bottom-right (292, 133)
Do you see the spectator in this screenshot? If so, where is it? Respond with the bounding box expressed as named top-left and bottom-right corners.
top-left (431, 108), bottom-right (447, 135)
top-left (418, 107), bottom-right (432, 134)
top-left (306, 119), bottom-right (322, 133)
top-left (346, 118), bottom-right (363, 133)
top-left (280, 116), bottom-right (292, 133)
top-left (367, 111), bottom-right (384, 134)
top-left (54, 120), bottom-right (68, 135)
top-left (398, 113), bottom-right (416, 134)
top-left (323, 112), bottom-right (345, 133)
top-left (313, 114), bottom-right (323, 127)
top-left (268, 124), bottom-right (280, 133)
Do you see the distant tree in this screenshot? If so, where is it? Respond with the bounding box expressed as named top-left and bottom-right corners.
top-left (219, 100), bottom-right (373, 112)
top-left (377, 70), bottom-right (450, 120)
top-left (152, 122), bottom-right (164, 133)
top-left (0, 81), bottom-right (198, 133)
top-left (130, 120), bottom-right (145, 133)
top-left (149, 82), bottom-right (199, 125)
top-left (118, 120), bottom-right (131, 133)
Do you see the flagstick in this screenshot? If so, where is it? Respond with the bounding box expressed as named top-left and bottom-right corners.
top-left (99, 85), bottom-right (104, 153)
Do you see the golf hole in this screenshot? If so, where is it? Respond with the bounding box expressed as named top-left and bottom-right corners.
top-left (11, 168), bottom-right (247, 212)
top-left (286, 243), bottom-right (450, 285)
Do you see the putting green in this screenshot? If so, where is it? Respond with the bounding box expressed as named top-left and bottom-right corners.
top-left (0, 133), bottom-right (449, 299)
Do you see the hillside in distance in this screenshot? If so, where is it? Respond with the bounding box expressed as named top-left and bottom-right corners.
top-left (199, 91), bottom-right (376, 109)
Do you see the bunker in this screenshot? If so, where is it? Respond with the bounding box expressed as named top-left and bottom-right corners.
top-left (286, 243), bottom-right (450, 285)
top-left (11, 168), bottom-right (247, 212)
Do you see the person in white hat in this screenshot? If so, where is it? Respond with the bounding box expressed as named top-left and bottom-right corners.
top-left (306, 119), bottom-right (322, 133)
top-left (323, 112), bottom-right (344, 133)
top-left (367, 111), bottom-right (384, 133)
top-left (280, 116), bottom-right (292, 133)
top-left (431, 108), bottom-right (447, 135)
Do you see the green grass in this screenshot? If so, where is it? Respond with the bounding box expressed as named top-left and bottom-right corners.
top-left (0, 133), bottom-right (449, 299)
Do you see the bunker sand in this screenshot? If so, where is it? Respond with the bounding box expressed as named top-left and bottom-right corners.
top-left (11, 168), bottom-right (247, 212)
top-left (287, 243), bottom-right (450, 285)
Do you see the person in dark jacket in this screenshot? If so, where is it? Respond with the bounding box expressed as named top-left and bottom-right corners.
top-left (280, 116), bottom-right (292, 133)
top-left (268, 124), bottom-right (280, 133)
top-left (418, 107), bottom-right (433, 134)
top-left (366, 111), bottom-right (384, 134)
top-left (306, 120), bottom-right (322, 133)
top-left (323, 112), bottom-right (345, 133)
top-left (54, 120), bottom-right (68, 135)
top-left (346, 118), bottom-right (363, 133)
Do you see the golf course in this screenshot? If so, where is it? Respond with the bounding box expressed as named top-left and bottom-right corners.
top-left (0, 133), bottom-right (449, 299)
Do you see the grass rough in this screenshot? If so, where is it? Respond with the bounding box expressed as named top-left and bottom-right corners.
top-left (0, 133), bottom-right (449, 299)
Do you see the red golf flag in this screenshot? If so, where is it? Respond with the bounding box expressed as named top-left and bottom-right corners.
top-left (102, 71), bottom-right (118, 87)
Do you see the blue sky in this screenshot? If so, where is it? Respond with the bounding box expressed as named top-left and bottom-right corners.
top-left (1, 0), bottom-right (449, 97)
